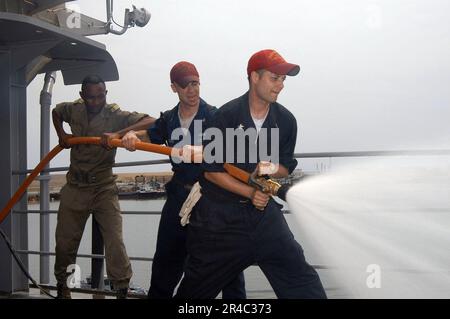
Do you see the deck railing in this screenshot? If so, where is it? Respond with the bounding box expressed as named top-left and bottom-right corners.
top-left (11, 149), bottom-right (450, 297)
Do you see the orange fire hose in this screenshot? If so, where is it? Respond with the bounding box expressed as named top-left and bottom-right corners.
top-left (0, 137), bottom-right (252, 225)
top-left (0, 145), bottom-right (63, 225)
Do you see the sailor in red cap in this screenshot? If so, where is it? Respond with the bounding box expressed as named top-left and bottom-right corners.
top-left (176, 50), bottom-right (327, 299)
top-left (119, 61), bottom-right (246, 299)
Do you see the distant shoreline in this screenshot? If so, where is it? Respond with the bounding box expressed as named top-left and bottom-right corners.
top-left (27, 169), bottom-right (304, 202)
top-left (27, 172), bottom-right (173, 202)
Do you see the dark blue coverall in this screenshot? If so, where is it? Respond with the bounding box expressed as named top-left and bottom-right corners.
top-left (147, 99), bottom-right (246, 299)
top-left (175, 92), bottom-right (327, 299)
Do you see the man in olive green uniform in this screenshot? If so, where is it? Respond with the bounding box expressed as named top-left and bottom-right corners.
top-left (52, 75), bottom-right (155, 298)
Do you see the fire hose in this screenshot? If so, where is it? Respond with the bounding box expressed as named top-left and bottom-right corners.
top-left (0, 136), bottom-right (291, 297)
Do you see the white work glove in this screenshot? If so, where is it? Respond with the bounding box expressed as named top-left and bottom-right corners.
top-left (179, 182), bottom-right (202, 226)
top-left (256, 161), bottom-right (279, 176)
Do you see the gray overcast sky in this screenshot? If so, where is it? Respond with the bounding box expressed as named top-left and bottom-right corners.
top-left (26, 0), bottom-right (450, 172)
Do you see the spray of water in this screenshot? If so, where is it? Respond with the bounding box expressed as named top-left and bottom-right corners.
top-left (287, 156), bottom-right (450, 298)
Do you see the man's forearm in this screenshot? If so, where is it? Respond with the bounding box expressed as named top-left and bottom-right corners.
top-left (115, 116), bottom-right (156, 137)
top-left (204, 172), bottom-right (254, 199)
top-left (51, 110), bottom-right (66, 137)
top-left (134, 130), bottom-right (150, 142)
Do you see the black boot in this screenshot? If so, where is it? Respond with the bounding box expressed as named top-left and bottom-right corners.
top-left (116, 288), bottom-right (128, 299)
top-left (56, 283), bottom-right (72, 299)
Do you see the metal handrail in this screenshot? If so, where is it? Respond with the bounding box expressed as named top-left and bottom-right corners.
top-left (14, 149), bottom-right (450, 296)
top-left (293, 149), bottom-right (450, 158)
top-left (12, 149), bottom-right (450, 175)
top-left (13, 210), bottom-right (166, 215)
top-left (16, 250), bottom-right (329, 269)
top-left (13, 209), bottom-right (291, 215)
top-left (12, 158), bottom-right (171, 175)
top-left (15, 250), bottom-right (153, 262)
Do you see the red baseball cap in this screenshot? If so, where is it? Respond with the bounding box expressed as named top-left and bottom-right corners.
top-left (247, 49), bottom-right (300, 77)
top-left (170, 61), bottom-right (200, 88)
